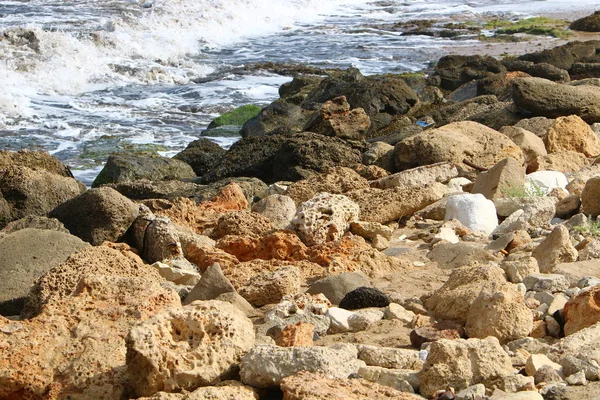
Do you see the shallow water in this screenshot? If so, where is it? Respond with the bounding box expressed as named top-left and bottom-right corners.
top-left (0, 0), bottom-right (597, 185)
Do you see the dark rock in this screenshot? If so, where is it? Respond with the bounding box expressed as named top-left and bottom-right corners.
top-left (173, 138), bottom-right (226, 176)
top-left (92, 152), bottom-right (196, 188)
top-left (0, 229), bottom-right (89, 316)
top-left (512, 77), bottom-right (600, 123)
top-left (201, 132), bottom-right (362, 184)
top-left (193, 177), bottom-right (268, 205)
top-left (504, 60), bottom-right (570, 82)
top-left (307, 272), bottom-right (371, 305)
top-left (339, 286), bottom-right (390, 310)
top-left (514, 116), bottom-right (555, 138)
top-left (107, 179), bottom-right (205, 200)
top-left (1, 216), bottom-right (68, 234)
top-left (410, 326), bottom-right (462, 349)
top-left (570, 11), bottom-right (600, 32)
top-left (0, 150), bottom-right (71, 177)
top-left (570, 62), bottom-right (600, 79)
top-left (434, 55), bottom-right (506, 90)
top-left (49, 187), bottom-right (139, 245)
top-left (302, 96), bottom-right (371, 140)
top-left (279, 75), bottom-right (324, 104)
top-left (518, 41), bottom-right (599, 70)
top-left (241, 99), bottom-right (309, 138)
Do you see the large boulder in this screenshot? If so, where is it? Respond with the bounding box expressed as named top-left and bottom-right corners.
top-left (92, 153), bottom-right (196, 188)
top-left (471, 157), bottom-right (526, 200)
top-left (303, 96), bottom-right (371, 140)
top-left (0, 150), bottom-right (71, 177)
top-left (563, 285), bottom-right (600, 336)
top-left (0, 229), bottom-right (89, 316)
top-left (0, 274), bottom-right (180, 399)
top-left (201, 132), bottom-right (362, 185)
top-left (419, 337), bottom-right (514, 397)
top-left (434, 55), bottom-right (506, 90)
top-left (0, 165), bottom-right (85, 228)
top-left (49, 187), bottom-right (139, 245)
top-left (285, 167), bottom-right (369, 205)
top-left (544, 115), bottom-right (600, 156)
top-left (424, 265), bottom-right (507, 323)
top-left (394, 121), bottom-right (524, 176)
top-left (173, 138), bottom-right (226, 176)
top-left (518, 41), bottom-right (598, 71)
top-left (251, 194), bottom-right (297, 230)
top-left (512, 78), bottom-right (600, 123)
top-left (126, 300), bottom-right (255, 397)
top-left (570, 11), bottom-right (600, 32)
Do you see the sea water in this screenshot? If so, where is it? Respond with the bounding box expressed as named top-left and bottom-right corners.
top-left (0, 0), bottom-right (597, 185)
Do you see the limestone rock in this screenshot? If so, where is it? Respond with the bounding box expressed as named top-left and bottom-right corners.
top-left (1, 215), bottom-right (68, 234)
top-left (307, 272), bottom-right (371, 305)
top-left (358, 366), bottom-right (419, 393)
top-left (445, 193), bottom-right (498, 235)
top-left (370, 162), bottom-right (458, 190)
top-left (348, 183), bottom-right (448, 224)
top-left (523, 273), bottom-right (570, 292)
top-left (292, 193), bottom-right (359, 246)
top-left (357, 345), bottom-right (423, 370)
top-left (276, 322), bottom-right (315, 347)
top-left (212, 211), bottom-right (274, 239)
top-left (395, 121), bottom-right (524, 174)
top-left (216, 231), bottom-right (306, 262)
top-left (526, 354), bottom-right (563, 377)
top-left (363, 141), bottom-right (395, 171)
top-left (280, 371), bottom-right (423, 400)
top-left (471, 157), bottom-right (526, 200)
top-left (285, 167), bottom-right (369, 206)
top-left (532, 225), bottom-right (578, 273)
top-left (384, 303), bottom-right (416, 324)
top-left (0, 229), bottom-right (89, 316)
top-left (184, 263), bottom-right (235, 305)
top-left (349, 221), bottom-right (393, 241)
top-left (427, 242), bottom-right (499, 269)
top-left (494, 195), bottom-right (557, 229)
top-left (251, 194), bottom-right (296, 230)
top-left (348, 308), bottom-right (384, 331)
top-left (22, 245), bottom-right (163, 318)
top-left (424, 265), bottom-right (507, 323)
top-left (556, 194), bottom-right (582, 219)
top-left (500, 126), bottom-right (547, 168)
top-left (238, 266), bottom-right (302, 307)
top-left (545, 115), bottom-right (600, 157)
top-left (0, 149), bottom-right (71, 177)
top-left (136, 383), bottom-right (258, 400)
top-left (419, 337), bottom-right (514, 397)
top-left (564, 285), bottom-right (600, 336)
top-left (533, 151), bottom-right (589, 173)
top-left (126, 300), bottom-right (255, 396)
top-left (582, 176), bottom-right (600, 217)
top-left (465, 282), bottom-right (533, 343)
top-left (239, 344), bottom-right (365, 388)
top-left (326, 307), bottom-right (354, 333)
top-left (303, 96), bottom-right (371, 140)
top-left (151, 261), bottom-right (200, 286)
top-left (502, 256), bottom-right (540, 283)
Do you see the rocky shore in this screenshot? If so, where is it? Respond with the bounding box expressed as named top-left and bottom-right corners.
top-left (2, 11), bottom-right (600, 400)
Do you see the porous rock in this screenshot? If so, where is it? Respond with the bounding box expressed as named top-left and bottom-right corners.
top-left (251, 194), bottom-right (296, 230)
top-left (339, 286), bottom-right (390, 310)
top-left (126, 300), bottom-right (255, 396)
top-left (532, 225), bottom-right (578, 273)
top-left (564, 284), bottom-right (600, 336)
top-left (545, 115), bottom-right (600, 157)
top-left (238, 266), bottom-right (302, 307)
top-left (212, 211), bottom-right (274, 240)
top-left (285, 167), bottom-right (369, 205)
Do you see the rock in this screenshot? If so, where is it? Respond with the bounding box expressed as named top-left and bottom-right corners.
top-left (1, 215), bottom-right (68, 234)
top-left (0, 149), bottom-right (71, 177)
top-left (0, 165), bottom-right (84, 228)
top-left (410, 325), bottom-right (462, 348)
top-left (339, 287), bottom-right (390, 310)
top-left (135, 384), bottom-right (259, 400)
top-left (500, 126), bottom-right (547, 169)
top-left (280, 371), bottom-right (423, 400)
top-left (494, 196), bottom-right (557, 229)
top-left (0, 229), bottom-right (89, 316)
top-left (419, 337), bottom-right (514, 397)
top-left (348, 183), bottom-right (448, 224)
top-left (276, 322), bottom-right (315, 347)
top-left (357, 345), bottom-right (423, 370)
top-left (525, 354), bottom-right (563, 377)
top-left (292, 193), bottom-right (359, 246)
top-left (564, 285), bottom-right (600, 336)
top-left (427, 242), bottom-right (499, 269)
top-left (285, 167), bottom-right (369, 205)
top-left (514, 116), bottom-right (555, 138)
top-left (455, 384), bottom-right (486, 400)
top-left (445, 193), bottom-right (498, 235)
top-left (471, 157), bottom-right (526, 200)
top-left (216, 231), bottom-right (306, 262)
top-left (239, 344), bottom-right (365, 388)
top-left (532, 225), bottom-right (578, 273)
top-left (533, 151), bottom-right (589, 173)
top-left (512, 77), bottom-right (600, 123)
top-left (465, 282), bottom-right (533, 343)
top-left (525, 170), bottom-right (568, 195)
top-left (435, 54), bottom-right (506, 90)
top-left (107, 179), bottom-right (205, 201)
top-left (22, 245), bottom-right (164, 318)
top-left (363, 141), bottom-right (395, 171)
top-left (424, 265), bottom-right (506, 323)
top-left (151, 261), bottom-right (200, 286)
top-left (545, 115), bottom-right (600, 157)
top-left (503, 256), bottom-right (540, 283)
top-left (214, 292), bottom-right (257, 318)
top-left (251, 194), bottom-right (296, 230)
top-left (384, 303), bottom-right (416, 324)
top-left (201, 132), bottom-right (362, 185)
top-left (358, 366), bottom-right (418, 393)
top-left (238, 266), bottom-right (302, 307)
top-left (92, 153), bottom-right (196, 187)
top-left (370, 162), bottom-right (458, 190)
top-left (348, 308), bottom-right (384, 331)
top-left (173, 138), bottom-right (226, 176)
top-left (183, 263), bottom-right (236, 305)
top-left (570, 11), bottom-right (600, 32)
top-left (350, 221), bottom-right (393, 241)
top-left (534, 365), bottom-right (564, 384)
top-left (303, 96), bottom-right (370, 140)
top-left (578, 239), bottom-right (600, 261)
top-left (556, 195), bottom-right (582, 219)
top-left (212, 211), bottom-right (274, 239)
top-left (561, 355), bottom-right (600, 381)
top-left (326, 307), bottom-right (355, 333)
top-left (126, 300), bottom-right (255, 396)
top-left (582, 176), bottom-right (600, 217)
top-left (395, 121), bottom-right (524, 176)
top-left (307, 272), bottom-right (371, 305)
top-left (565, 370), bottom-right (588, 385)
top-left (523, 273), bottom-right (570, 292)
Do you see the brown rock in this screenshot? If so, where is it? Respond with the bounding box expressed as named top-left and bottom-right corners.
top-left (556, 194), bottom-right (582, 219)
top-left (545, 115), bottom-right (600, 156)
top-left (238, 266), bottom-right (302, 307)
top-left (564, 285), bottom-right (600, 336)
top-left (582, 176), bottom-right (600, 217)
top-left (500, 126), bottom-right (547, 169)
top-left (471, 157), bottom-right (526, 200)
top-left (530, 320), bottom-right (548, 338)
top-left (352, 164), bottom-right (389, 180)
top-left (532, 151), bottom-right (589, 173)
top-left (0, 149), bottom-right (71, 176)
top-left (285, 167), bottom-right (369, 205)
top-left (410, 326), bottom-right (461, 348)
top-left (251, 194), bottom-right (296, 230)
top-left (184, 242), bottom-right (240, 273)
top-left (276, 322), bottom-right (315, 347)
top-left (22, 245), bottom-right (164, 318)
top-left (347, 183), bottom-right (447, 224)
top-left (216, 231), bottom-right (307, 262)
top-left (136, 383), bottom-right (259, 400)
top-left (532, 225), bottom-right (578, 273)
top-left (303, 96), bottom-right (371, 140)
top-left (212, 210), bottom-right (274, 239)
top-left (280, 371), bottom-right (423, 400)
top-left (370, 162), bottom-right (458, 190)
top-left (0, 274), bottom-right (180, 399)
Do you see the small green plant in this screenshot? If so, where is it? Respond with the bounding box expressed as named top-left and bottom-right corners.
top-left (484, 17), bottom-right (571, 39)
top-left (500, 182), bottom-right (546, 198)
top-left (207, 104), bottom-right (261, 129)
top-left (574, 219), bottom-right (600, 237)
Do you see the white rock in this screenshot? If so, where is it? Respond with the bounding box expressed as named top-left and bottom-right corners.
top-left (456, 384), bottom-right (486, 400)
top-left (384, 303), bottom-right (415, 324)
top-left (348, 309), bottom-right (384, 332)
top-left (326, 307), bottom-right (354, 333)
top-left (548, 293), bottom-right (569, 316)
top-left (151, 261), bottom-right (200, 286)
top-left (433, 227), bottom-right (460, 244)
top-left (525, 354), bottom-right (562, 377)
top-left (526, 171), bottom-right (568, 195)
top-left (447, 177), bottom-right (472, 192)
top-left (565, 370), bottom-right (588, 386)
top-left (445, 193), bottom-right (498, 236)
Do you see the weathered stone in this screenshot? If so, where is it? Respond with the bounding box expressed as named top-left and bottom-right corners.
top-left (427, 242), bottom-right (499, 269)
top-left (339, 287), bottom-right (390, 310)
top-left (1, 215), bottom-right (68, 234)
top-left (238, 266), bottom-right (302, 307)
top-left (494, 196), bottom-right (557, 229)
top-left (126, 300), bottom-right (255, 396)
top-left (582, 176), bottom-right (600, 217)
top-left (465, 282), bottom-right (533, 343)
top-left (523, 273), bottom-right (570, 292)
top-left (358, 366), bottom-right (419, 393)
top-left (307, 272), bottom-right (371, 305)
top-left (348, 308), bottom-right (384, 331)
top-left (326, 307), bottom-right (354, 333)
top-left (570, 11), bottom-right (600, 32)
top-left (151, 261), bottom-right (200, 286)
top-left (502, 256), bottom-right (540, 283)
top-left (445, 193), bottom-right (498, 235)
top-left (239, 344), bottom-right (365, 388)
top-left (472, 157), bottom-right (526, 200)
top-left (285, 167), bottom-right (369, 206)
top-left (384, 303), bottom-right (416, 324)
top-left (276, 322), bottom-right (314, 347)
top-left (526, 354), bottom-right (563, 377)
top-left (357, 345), bottom-right (423, 370)
top-left (303, 96), bottom-right (371, 140)
top-left (251, 194), bottom-right (296, 230)
top-left (173, 138), bottom-right (226, 176)
top-left (135, 383), bottom-right (259, 400)
top-left (363, 141), bottom-right (395, 171)
top-left (500, 126), bottom-right (547, 169)
top-left (532, 225), bottom-right (578, 273)
top-left (419, 337), bottom-right (514, 397)
top-left (534, 151), bottom-right (589, 173)
top-left (216, 231), bottom-right (306, 263)
top-left (183, 263), bottom-right (235, 305)
top-left (212, 211), bottom-right (274, 240)
top-left (370, 162), bottom-right (458, 190)
top-left (556, 194), bottom-right (582, 219)
top-left (292, 193), bottom-right (359, 246)
top-left (545, 115), bottom-right (600, 157)
top-left (564, 285), bottom-right (600, 336)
